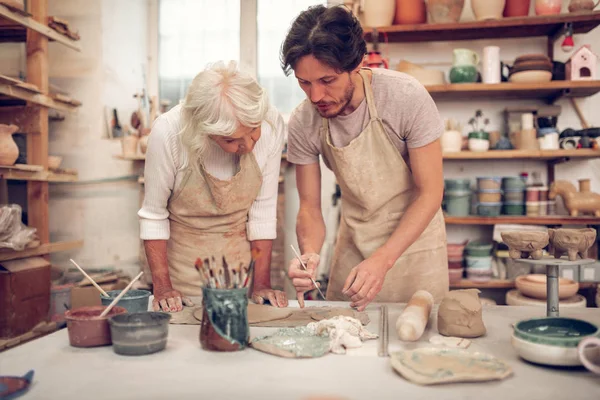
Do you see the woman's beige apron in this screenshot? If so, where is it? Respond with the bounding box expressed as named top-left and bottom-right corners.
top-left (321, 69), bottom-right (448, 303)
top-left (166, 152), bottom-right (262, 296)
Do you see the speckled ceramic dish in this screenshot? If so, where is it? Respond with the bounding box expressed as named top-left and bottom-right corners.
top-left (251, 327), bottom-right (331, 358)
top-left (512, 317), bottom-right (599, 366)
top-left (390, 348), bottom-right (512, 385)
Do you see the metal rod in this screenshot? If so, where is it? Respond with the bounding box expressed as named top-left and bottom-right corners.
top-left (378, 305), bottom-right (389, 357)
top-left (547, 265), bottom-right (559, 317)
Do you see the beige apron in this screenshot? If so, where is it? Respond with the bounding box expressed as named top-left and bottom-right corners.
top-left (321, 69), bottom-right (448, 303)
top-left (167, 151), bottom-right (262, 296)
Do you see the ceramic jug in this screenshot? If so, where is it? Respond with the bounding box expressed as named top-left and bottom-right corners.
top-left (471, 0), bottom-right (506, 20)
top-left (0, 124), bottom-right (19, 166)
top-left (427, 0), bottom-right (465, 23)
top-left (450, 49), bottom-right (479, 83)
top-left (362, 0), bottom-right (395, 27)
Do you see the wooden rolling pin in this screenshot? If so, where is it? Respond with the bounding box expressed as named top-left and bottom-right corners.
top-left (396, 290), bottom-right (434, 341)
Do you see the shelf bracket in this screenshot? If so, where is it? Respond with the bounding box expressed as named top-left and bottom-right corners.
top-left (546, 89), bottom-right (570, 105)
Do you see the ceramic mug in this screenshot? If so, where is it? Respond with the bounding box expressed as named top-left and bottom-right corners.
top-left (578, 336), bottom-right (600, 375)
top-left (453, 48), bottom-right (480, 67)
top-left (482, 46), bottom-right (501, 83)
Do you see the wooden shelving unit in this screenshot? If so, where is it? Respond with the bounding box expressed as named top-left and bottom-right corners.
top-left (0, 3), bottom-right (81, 50)
top-left (0, 240), bottom-right (83, 262)
top-left (0, 0), bottom-right (82, 255)
top-left (443, 149), bottom-right (600, 161)
top-left (427, 80), bottom-right (600, 102)
top-left (445, 216), bottom-right (600, 226)
top-left (364, 11), bottom-right (600, 43)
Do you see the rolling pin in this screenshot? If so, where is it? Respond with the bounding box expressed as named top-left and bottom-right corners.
top-left (396, 290), bottom-right (433, 341)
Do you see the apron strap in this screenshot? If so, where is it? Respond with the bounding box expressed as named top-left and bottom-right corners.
top-left (359, 69), bottom-right (379, 122)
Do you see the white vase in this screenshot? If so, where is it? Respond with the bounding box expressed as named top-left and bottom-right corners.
top-left (362, 0), bottom-right (395, 27)
top-left (471, 0), bottom-right (506, 20)
top-left (482, 46), bottom-right (501, 84)
top-left (441, 130), bottom-right (463, 153)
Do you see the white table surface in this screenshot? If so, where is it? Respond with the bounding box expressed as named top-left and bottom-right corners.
top-left (1, 301), bottom-right (599, 400)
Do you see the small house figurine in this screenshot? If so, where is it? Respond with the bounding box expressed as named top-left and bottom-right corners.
top-left (565, 45), bottom-right (598, 81)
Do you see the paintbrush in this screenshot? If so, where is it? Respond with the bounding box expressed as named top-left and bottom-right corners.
top-left (194, 258), bottom-right (209, 287)
top-left (242, 248), bottom-right (261, 288)
top-left (222, 256), bottom-right (232, 289)
top-left (232, 269), bottom-right (239, 289)
top-left (290, 245), bottom-right (326, 300)
top-left (69, 259), bottom-right (109, 297)
top-left (209, 269), bottom-right (219, 289)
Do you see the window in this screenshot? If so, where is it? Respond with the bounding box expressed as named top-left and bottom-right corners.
top-left (158, 0), bottom-right (240, 107)
top-left (257, 0), bottom-right (326, 116)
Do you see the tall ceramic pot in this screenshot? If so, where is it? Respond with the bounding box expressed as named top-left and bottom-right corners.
top-left (363, 0), bottom-right (395, 27)
top-left (503, 0), bottom-right (531, 16)
top-left (0, 124), bottom-right (19, 166)
top-left (427, 0), bottom-right (465, 23)
top-left (395, 0), bottom-right (427, 24)
top-left (535, 0), bottom-right (563, 15)
top-left (471, 0), bottom-right (506, 20)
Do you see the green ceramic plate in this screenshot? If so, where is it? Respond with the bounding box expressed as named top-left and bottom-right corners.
top-left (514, 317), bottom-right (599, 348)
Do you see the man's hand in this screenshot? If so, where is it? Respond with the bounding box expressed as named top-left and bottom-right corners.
top-left (342, 255), bottom-right (389, 311)
top-left (288, 252), bottom-right (321, 308)
top-left (251, 288), bottom-right (288, 308)
top-left (152, 286), bottom-right (193, 312)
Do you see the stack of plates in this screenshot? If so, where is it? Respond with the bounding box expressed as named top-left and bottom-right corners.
top-left (509, 54), bottom-right (553, 83)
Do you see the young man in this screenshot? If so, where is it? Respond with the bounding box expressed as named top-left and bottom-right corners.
top-left (282, 5), bottom-right (448, 311)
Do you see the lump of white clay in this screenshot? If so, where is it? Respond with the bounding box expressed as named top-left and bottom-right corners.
top-left (437, 289), bottom-right (486, 338)
top-left (306, 316), bottom-right (378, 354)
top-left (396, 290), bottom-right (433, 342)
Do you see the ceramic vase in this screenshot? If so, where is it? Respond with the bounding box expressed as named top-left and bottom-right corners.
top-left (395, 0), bottom-right (427, 24)
top-left (200, 287), bottom-right (249, 351)
top-left (471, 0), bottom-right (506, 20)
top-left (362, 0), bottom-right (395, 27)
top-left (535, 0), bottom-right (563, 15)
top-left (503, 0), bottom-right (532, 16)
top-left (0, 124), bottom-right (19, 166)
top-left (441, 130), bottom-right (463, 152)
top-left (427, 0), bottom-right (465, 23)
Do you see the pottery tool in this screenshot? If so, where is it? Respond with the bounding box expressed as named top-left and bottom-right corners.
top-left (69, 259), bottom-right (109, 297)
top-left (378, 305), bottom-right (389, 357)
top-left (289, 245), bottom-right (326, 300)
top-left (99, 271), bottom-right (144, 318)
top-left (223, 256), bottom-right (232, 289)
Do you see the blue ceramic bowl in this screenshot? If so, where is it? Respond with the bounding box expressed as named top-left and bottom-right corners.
top-left (514, 317), bottom-right (599, 348)
top-left (100, 289), bottom-right (151, 313)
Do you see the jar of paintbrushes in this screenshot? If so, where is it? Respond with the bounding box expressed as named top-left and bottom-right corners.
top-left (196, 252), bottom-right (256, 351)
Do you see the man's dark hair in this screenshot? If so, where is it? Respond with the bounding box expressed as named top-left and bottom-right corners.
top-left (280, 5), bottom-right (367, 76)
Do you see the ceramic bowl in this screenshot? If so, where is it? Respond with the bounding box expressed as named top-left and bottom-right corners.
top-left (506, 290), bottom-right (587, 308)
top-left (65, 306), bottom-right (127, 347)
top-left (465, 240), bottom-right (494, 257)
top-left (512, 317), bottom-right (600, 366)
top-left (108, 312), bottom-right (171, 356)
top-left (515, 274), bottom-right (579, 300)
top-left (47, 155), bottom-right (62, 170)
top-left (509, 70), bottom-right (552, 83)
top-left (100, 289), bottom-right (151, 313)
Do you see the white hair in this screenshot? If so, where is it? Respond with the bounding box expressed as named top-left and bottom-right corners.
top-left (179, 61), bottom-right (271, 164)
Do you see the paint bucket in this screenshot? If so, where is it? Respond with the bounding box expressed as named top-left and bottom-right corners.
top-left (49, 284), bottom-right (73, 321)
top-left (100, 289), bottom-right (151, 313)
top-left (65, 306), bottom-right (127, 347)
top-left (200, 287), bottom-right (249, 351)
top-left (108, 312), bottom-right (171, 356)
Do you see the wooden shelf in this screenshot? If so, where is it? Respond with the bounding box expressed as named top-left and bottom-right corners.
top-left (113, 154), bottom-right (146, 161)
top-left (0, 240), bottom-right (83, 262)
top-left (364, 11), bottom-right (600, 43)
top-left (0, 3), bottom-right (81, 51)
top-left (426, 81), bottom-right (600, 102)
top-left (445, 216), bottom-right (600, 225)
top-left (443, 149), bottom-right (600, 161)
top-left (0, 83), bottom-right (80, 112)
top-left (0, 164), bottom-right (78, 182)
top-left (450, 279), bottom-right (597, 289)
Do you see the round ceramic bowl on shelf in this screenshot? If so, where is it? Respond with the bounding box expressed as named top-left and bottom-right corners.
top-left (515, 274), bottom-right (579, 300)
top-left (509, 70), bottom-right (552, 83)
top-left (512, 317), bottom-right (599, 367)
top-left (447, 241), bottom-right (468, 259)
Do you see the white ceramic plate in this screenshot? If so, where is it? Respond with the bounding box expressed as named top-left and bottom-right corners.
top-left (390, 348), bottom-right (512, 385)
top-left (509, 70), bottom-right (552, 83)
top-left (511, 334), bottom-right (581, 366)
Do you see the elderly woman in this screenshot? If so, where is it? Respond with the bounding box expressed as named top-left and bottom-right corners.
top-left (138, 61), bottom-right (287, 312)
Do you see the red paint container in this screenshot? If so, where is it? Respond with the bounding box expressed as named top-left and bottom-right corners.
top-left (65, 306), bottom-right (127, 347)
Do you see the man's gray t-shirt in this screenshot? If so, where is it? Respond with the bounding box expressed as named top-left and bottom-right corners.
top-left (287, 68), bottom-right (444, 168)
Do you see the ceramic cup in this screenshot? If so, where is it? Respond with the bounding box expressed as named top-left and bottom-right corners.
top-left (482, 46), bottom-right (501, 84)
top-left (578, 337), bottom-right (600, 375)
top-left (200, 287), bottom-right (249, 351)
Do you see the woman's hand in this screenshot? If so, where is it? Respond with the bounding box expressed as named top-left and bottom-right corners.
top-left (251, 287), bottom-right (288, 308)
top-left (152, 286), bottom-right (194, 312)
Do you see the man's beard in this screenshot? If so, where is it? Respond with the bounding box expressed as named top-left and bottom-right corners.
top-left (313, 79), bottom-right (355, 118)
